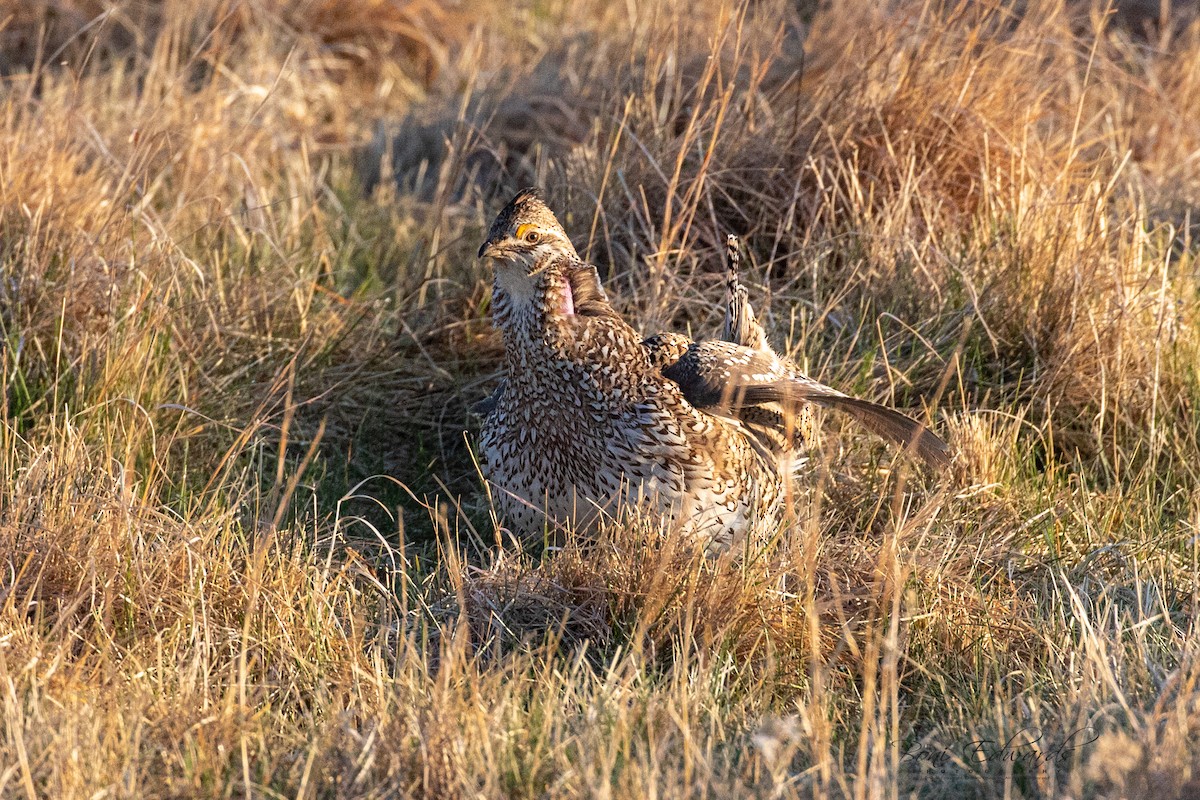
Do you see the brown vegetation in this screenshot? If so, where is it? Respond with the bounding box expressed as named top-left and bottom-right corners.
top-left (1, 0), bottom-right (1198, 796)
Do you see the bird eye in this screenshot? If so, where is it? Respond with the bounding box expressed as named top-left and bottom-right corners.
top-left (524, 230), bottom-right (540, 243)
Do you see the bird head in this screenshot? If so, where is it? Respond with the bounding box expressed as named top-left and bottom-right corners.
top-left (477, 187), bottom-right (578, 268)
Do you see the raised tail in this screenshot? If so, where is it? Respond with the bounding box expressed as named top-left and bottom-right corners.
top-left (721, 234), bottom-right (771, 352)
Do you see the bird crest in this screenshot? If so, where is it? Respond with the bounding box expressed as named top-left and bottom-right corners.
top-left (485, 187), bottom-right (553, 243)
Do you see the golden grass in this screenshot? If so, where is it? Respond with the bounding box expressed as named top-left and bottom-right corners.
top-left (1, 0), bottom-right (1199, 796)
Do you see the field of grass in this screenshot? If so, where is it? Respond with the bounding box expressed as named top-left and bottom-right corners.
top-left (1, 0), bottom-right (1198, 796)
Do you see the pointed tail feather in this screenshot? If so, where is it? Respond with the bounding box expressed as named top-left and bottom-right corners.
top-left (722, 234), bottom-right (771, 351)
top-left (740, 383), bottom-right (953, 470)
top-left (811, 395), bottom-right (952, 470)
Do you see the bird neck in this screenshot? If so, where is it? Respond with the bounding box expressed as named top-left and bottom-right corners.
top-left (491, 260), bottom-right (646, 383)
top-left (491, 261), bottom-right (573, 334)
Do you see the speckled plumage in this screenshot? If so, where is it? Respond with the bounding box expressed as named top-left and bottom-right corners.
top-left (475, 189), bottom-right (950, 549)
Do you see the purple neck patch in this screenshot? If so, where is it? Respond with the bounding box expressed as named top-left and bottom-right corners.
top-left (561, 276), bottom-right (575, 316)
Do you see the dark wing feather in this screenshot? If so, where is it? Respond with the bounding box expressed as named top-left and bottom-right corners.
top-left (662, 340), bottom-right (952, 470)
top-left (660, 341), bottom-right (791, 408)
top-left (739, 385), bottom-right (952, 469)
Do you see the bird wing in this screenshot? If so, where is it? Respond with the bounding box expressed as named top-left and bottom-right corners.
top-left (747, 387), bottom-right (953, 469)
top-left (660, 340), bottom-right (797, 409)
top-left (642, 332), bottom-right (694, 371)
top-left (662, 340), bottom-right (952, 470)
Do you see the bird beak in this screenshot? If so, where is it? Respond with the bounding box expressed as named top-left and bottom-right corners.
top-left (478, 240), bottom-right (500, 260)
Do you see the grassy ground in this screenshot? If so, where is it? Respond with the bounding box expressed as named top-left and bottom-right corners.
top-left (2, 0), bottom-right (1199, 796)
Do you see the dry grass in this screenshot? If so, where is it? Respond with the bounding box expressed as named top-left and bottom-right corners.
top-left (1, 0), bottom-right (1199, 796)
